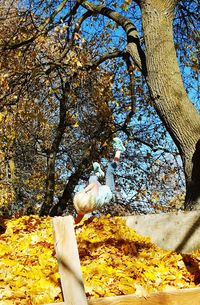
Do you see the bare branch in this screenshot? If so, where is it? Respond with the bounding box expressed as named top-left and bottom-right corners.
top-left (84, 50), bottom-right (124, 69)
top-left (131, 136), bottom-right (179, 155)
top-left (77, 0), bottom-right (147, 75)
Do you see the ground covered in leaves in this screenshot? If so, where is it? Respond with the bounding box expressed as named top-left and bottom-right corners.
top-left (76, 215), bottom-right (200, 298)
top-left (0, 216), bottom-right (62, 305)
top-left (0, 215), bottom-right (200, 304)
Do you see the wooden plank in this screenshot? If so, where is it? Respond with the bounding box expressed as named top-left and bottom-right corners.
top-left (44, 287), bottom-right (200, 305)
top-left (87, 288), bottom-right (200, 305)
top-left (52, 216), bottom-right (88, 305)
top-left (125, 211), bottom-right (200, 253)
top-left (45, 303), bottom-right (65, 305)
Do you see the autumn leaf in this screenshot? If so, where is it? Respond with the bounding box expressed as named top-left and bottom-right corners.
top-left (76, 216), bottom-right (200, 298)
top-left (1, 215), bottom-right (200, 303)
top-left (0, 215), bottom-right (62, 304)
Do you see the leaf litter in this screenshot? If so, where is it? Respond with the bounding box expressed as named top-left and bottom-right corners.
top-left (1, 214), bottom-right (200, 303)
top-left (76, 215), bottom-right (200, 298)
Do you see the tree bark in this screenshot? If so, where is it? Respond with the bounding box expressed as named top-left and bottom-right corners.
top-left (42, 151), bottom-right (57, 214)
top-left (140, 0), bottom-right (200, 209)
top-left (39, 96), bottom-right (68, 216)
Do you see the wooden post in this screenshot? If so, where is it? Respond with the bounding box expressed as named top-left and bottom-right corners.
top-left (52, 216), bottom-right (88, 305)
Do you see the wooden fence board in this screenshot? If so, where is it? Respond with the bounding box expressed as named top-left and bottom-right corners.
top-left (125, 211), bottom-right (200, 253)
top-left (45, 286), bottom-right (200, 305)
top-left (52, 216), bottom-right (88, 305)
top-left (88, 287), bottom-right (200, 305)
top-left (45, 303), bottom-right (65, 305)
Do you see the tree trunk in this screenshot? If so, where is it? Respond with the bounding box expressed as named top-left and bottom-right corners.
top-left (40, 152), bottom-right (56, 216)
top-left (49, 170), bottom-right (81, 217)
top-left (39, 96), bottom-right (68, 216)
top-left (140, 0), bottom-right (200, 209)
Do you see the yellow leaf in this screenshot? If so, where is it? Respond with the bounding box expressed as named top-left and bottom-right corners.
top-left (72, 121), bottom-right (79, 128)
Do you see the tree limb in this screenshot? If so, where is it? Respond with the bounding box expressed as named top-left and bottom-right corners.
top-left (5, 0), bottom-right (83, 50)
top-left (84, 50), bottom-right (124, 69)
top-left (77, 0), bottom-right (147, 75)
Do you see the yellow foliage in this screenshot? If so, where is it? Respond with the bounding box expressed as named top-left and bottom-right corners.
top-left (0, 183), bottom-right (15, 208)
top-left (76, 216), bottom-right (200, 298)
top-left (0, 215), bottom-right (62, 304)
top-left (1, 215), bottom-right (200, 304)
